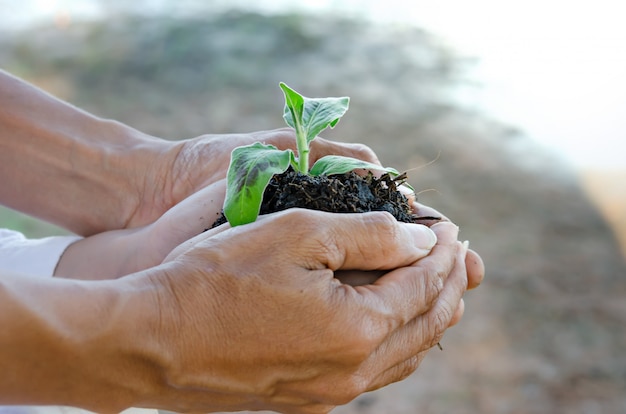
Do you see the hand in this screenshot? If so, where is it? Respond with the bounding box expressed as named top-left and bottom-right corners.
top-left (132, 211), bottom-right (466, 413)
top-left (126, 128), bottom-right (379, 230)
top-left (54, 180), bottom-right (228, 280)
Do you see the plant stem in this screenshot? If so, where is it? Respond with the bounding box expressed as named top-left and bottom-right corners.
top-left (295, 123), bottom-right (309, 173)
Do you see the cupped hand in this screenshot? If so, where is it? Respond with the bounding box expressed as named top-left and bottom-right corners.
top-left (138, 210), bottom-right (465, 413)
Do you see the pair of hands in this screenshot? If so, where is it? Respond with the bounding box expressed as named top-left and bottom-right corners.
top-left (59, 128), bottom-right (484, 413)
top-left (2, 70), bottom-right (483, 413)
top-left (132, 128), bottom-right (483, 281)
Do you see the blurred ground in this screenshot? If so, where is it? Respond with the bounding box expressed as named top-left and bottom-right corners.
top-left (1, 11), bottom-right (625, 414)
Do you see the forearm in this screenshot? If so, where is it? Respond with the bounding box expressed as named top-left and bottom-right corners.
top-left (53, 227), bottom-right (149, 280)
top-left (53, 180), bottom-right (229, 281)
top-left (0, 70), bottom-right (173, 235)
top-left (0, 272), bottom-right (165, 412)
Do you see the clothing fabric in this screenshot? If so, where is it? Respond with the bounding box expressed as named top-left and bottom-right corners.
top-left (0, 408), bottom-right (157, 414)
top-left (0, 229), bottom-right (158, 414)
top-left (0, 229), bottom-right (81, 277)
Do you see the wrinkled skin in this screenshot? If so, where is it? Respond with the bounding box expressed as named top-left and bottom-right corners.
top-left (138, 211), bottom-right (470, 414)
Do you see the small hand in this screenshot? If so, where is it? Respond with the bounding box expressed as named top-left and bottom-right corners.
top-left (54, 180), bottom-right (227, 280)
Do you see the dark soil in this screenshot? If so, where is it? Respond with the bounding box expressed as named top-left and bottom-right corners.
top-left (212, 169), bottom-right (417, 228)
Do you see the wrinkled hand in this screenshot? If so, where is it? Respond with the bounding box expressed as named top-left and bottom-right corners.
top-left (140, 210), bottom-right (466, 413)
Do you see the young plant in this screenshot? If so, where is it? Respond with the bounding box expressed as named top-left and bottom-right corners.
top-left (223, 82), bottom-right (402, 226)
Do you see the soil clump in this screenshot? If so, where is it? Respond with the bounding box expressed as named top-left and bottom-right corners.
top-left (212, 169), bottom-right (416, 228)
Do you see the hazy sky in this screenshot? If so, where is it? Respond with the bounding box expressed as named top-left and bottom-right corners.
top-left (3, 0), bottom-right (625, 169)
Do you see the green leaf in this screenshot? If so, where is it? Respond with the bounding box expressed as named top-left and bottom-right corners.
top-left (309, 155), bottom-right (400, 177)
top-left (280, 82), bottom-right (350, 144)
top-left (280, 82), bottom-right (305, 132)
top-left (223, 143), bottom-right (292, 226)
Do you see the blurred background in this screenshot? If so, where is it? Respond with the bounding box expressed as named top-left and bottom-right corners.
top-left (1, 1), bottom-right (625, 413)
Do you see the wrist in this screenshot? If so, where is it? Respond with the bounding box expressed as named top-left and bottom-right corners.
top-left (88, 274), bottom-right (170, 410)
top-left (74, 273), bottom-right (175, 411)
top-left (0, 71), bottom-right (176, 234)
top-left (54, 226), bottom-right (153, 280)
top-left (92, 119), bottom-right (175, 232)
top-left (0, 274), bottom-right (166, 411)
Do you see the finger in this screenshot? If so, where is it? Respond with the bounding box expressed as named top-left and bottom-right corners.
top-left (448, 298), bottom-right (465, 327)
top-left (421, 239), bottom-right (468, 347)
top-left (363, 239), bottom-right (468, 392)
top-left (309, 138), bottom-right (381, 165)
top-left (164, 179), bottom-right (227, 236)
top-left (297, 210), bottom-right (438, 271)
top-left (162, 223), bottom-right (229, 263)
top-left (163, 187), bottom-right (231, 263)
top-left (255, 127), bottom-right (298, 151)
top-left (363, 350), bottom-right (429, 393)
top-left (165, 208), bottom-right (437, 270)
top-left (410, 200), bottom-right (486, 290)
top-left (410, 200), bottom-right (450, 224)
top-left (466, 248), bottom-right (485, 290)
top-left (352, 221), bottom-right (459, 328)
top-left (334, 248), bottom-right (483, 291)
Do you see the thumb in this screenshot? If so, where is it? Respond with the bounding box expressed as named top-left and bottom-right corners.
top-left (301, 210), bottom-right (437, 271)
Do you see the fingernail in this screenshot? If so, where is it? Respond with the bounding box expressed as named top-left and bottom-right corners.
top-left (410, 224), bottom-right (437, 250)
top-left (461, 240), bottom-right (470, 258)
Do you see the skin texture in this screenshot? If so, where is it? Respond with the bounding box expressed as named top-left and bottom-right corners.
top-left (143, 217), bottom-right (467, 413)
top-left (1, 214), bottom-right (467, 414)
top-left (0, 70), bottom-right (375, 236)
top-left (0, 71), bottom-right (485, 413)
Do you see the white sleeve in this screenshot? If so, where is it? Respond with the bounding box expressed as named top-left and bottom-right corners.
top-left (0, 228), bottom-right (82, 277)
top-left (0, 407), bottom-right (159, 414)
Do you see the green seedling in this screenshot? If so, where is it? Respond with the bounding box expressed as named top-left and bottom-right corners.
top-left (223, 82), bottom-right (403, 226)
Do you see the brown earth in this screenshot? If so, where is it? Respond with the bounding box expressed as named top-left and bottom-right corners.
top-left (1, 11), bottom-right (625, 414)
top-left (211, 169), bottom-right (416, 228)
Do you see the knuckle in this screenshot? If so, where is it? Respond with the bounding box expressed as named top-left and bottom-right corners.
top-left (364, 211), bottom-right (399, 243)
top-left (340, 322), bottom-right (380, 362)
top-left (428, 271), bottom-right (445, 295)
top-left (277, 209), bottom-right (326, 242)
top-left (278, 208), bottom-right (315, 226)
top-left (300, 405), bottom-right (335, 414)
top-left (397, 356), bottom-right (422, 381)
top-left (349, 143), bottom-right (378, 163)
top-left (380, 358), bottom-right (420, 388)
top-left (329, 375), bottom-right (367, 405)
top-left (424, 270), bottom-right (445, 305)
top-left (430, 304), bottom-right (453, 342)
